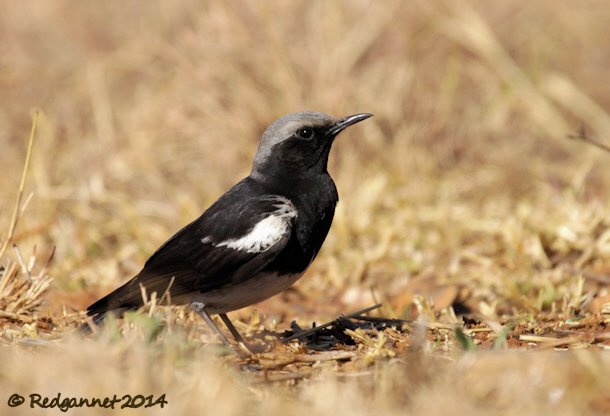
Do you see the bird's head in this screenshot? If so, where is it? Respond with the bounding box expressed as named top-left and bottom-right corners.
top-left (251, 111), bottom-right (372, 181)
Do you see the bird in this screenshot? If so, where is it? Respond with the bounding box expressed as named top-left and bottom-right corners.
top-left (85, 110), bottom-right (373, 348)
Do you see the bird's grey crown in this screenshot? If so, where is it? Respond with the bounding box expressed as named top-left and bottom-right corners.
top-left (262, 111), bottom-right (335, 142)
top-left (252, 111), bottom-right (335, 171)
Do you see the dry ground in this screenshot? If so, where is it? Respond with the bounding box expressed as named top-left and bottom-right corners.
top-left (1, 1), bottom-right (610, 415)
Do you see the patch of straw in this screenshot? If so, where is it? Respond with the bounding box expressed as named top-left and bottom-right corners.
top-left (0, 112), bottom-right (53, 337)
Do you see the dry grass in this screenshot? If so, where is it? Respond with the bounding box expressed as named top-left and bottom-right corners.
top-left (2, 0), bottom-right (610, 414)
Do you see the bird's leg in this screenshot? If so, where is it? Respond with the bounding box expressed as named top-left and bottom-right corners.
top-left (220, 313), bottom-right (262, 355)
top-left (218, 313), bottom-right (259, 354)
top-left (191, 303), bottom-right (255, 356)
top-left (190, 302), bottom-right (231, 347)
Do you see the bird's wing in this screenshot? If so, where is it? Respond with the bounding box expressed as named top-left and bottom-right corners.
top-left (87, 190), bottom-right (297, 316)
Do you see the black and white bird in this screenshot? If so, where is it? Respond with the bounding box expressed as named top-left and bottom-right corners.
top-left (85, 111), bottom-right (372, 346)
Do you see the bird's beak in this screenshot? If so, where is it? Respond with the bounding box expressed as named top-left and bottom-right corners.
top-left (327, 113), bottom-right (373, 137)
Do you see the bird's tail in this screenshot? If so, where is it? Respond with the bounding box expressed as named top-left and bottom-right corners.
top-left (79, 296), bottom-right (112, 334)
top-left (80, 285), bottom-right (138, 334)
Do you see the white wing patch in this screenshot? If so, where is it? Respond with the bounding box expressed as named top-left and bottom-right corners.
top-left (202, 196), bottom-right (297, 253)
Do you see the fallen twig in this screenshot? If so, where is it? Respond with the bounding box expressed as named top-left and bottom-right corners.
top-left (0, 310), bottom-right (35, 323)
top-left (282, 303), bottom-right (383, 343)
top-left (255, 371), bottom-right (312, 384)
top-left (568, 124), bottom-right (610, 154)
top-left (293, 351), bottom-right (356, 362)
top-left (519, 334), bottom-right (585, 348)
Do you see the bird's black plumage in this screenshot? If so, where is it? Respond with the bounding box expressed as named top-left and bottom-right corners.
top-left (86, 111), bottom-right (372, 328)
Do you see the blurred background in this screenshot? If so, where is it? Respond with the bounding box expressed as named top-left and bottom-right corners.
top-left (3, 1), bottom-right (610, 414)
top-left (1, 0), bottom-right (610, 324)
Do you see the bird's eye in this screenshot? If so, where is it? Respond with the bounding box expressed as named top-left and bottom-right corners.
top-left (297, 127), bottom-right (314, 139)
